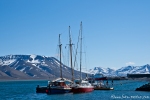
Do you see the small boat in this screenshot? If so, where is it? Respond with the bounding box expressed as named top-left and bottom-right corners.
top-left (93, 80), bottom-right (114, 90)
top-left (94, 82), bottom-right (114, 90)
top-left (87, 72), bottom-right (113, 90)
top-left (46, 78), bottom-right (72, 94)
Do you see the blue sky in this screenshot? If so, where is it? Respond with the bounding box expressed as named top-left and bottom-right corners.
top-left (0, 0), bottom-right (150, 69)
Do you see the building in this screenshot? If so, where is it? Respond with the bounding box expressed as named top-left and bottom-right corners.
top-left (127, 74), bottom-right (150, 78)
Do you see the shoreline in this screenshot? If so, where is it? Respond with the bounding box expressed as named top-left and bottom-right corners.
top-left (0, 78), bottom-right (51, 82)
top-left (0, 77), bottom-right (150, 82)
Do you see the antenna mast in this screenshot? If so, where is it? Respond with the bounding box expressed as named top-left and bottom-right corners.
top-left (69, 26), bottom-right (74, 82)
top-left (59, 34), bottom-right (63, 79)
top-left (80, 21), bottom-right (82, 82)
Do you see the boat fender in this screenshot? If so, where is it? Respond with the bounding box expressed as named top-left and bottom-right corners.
top-left (46, 89), bottom-right (49, 93)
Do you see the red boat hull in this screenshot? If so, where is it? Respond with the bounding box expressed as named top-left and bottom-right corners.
top-left (71, 87), bottom-right (94, 93)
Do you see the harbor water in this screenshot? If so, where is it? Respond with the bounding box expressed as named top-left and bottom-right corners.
top-left (0, 80), bottom-right (150, 100)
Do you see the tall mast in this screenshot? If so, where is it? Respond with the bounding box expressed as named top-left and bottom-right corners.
top-left (59, 34), bottom-right (63, 79)
top-left (80, 21), bottom-right (82, 82)
top-left (69, 26), bottom-right (74, 82)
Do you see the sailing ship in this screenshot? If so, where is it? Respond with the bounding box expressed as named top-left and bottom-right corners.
top-left (46, 34), bottom-right (72, 94)
top-left (71, 22), bottom-right (94, 93)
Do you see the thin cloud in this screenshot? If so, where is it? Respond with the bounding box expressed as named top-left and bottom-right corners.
top-left (126, 62), bottom-right (135, 66)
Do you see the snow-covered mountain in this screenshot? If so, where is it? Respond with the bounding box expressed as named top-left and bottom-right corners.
top-left (116, 64), bottom-right (150, 76)
top-left (88, 67), bottom-right (116, 76)
top-left (0, 55), bottom-right (86, 80)
top-left (89, 64), bottom-right (150, 76)
top-left (1, 55), bottom-right (150, 80)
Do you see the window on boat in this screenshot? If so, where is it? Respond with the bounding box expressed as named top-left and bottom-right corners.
top-left (59, 82), bottom-right (66, 86)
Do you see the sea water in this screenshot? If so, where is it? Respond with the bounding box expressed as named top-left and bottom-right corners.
top-left (0, 80), bottom-right (150, 100)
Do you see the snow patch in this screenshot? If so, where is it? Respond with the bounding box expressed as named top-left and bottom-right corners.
top-left (32, 64), bottom-right (36, 66)
top-left (20, 68), bottom-right (25, 72)
top-left (41, 63), bottom-right (48, 66)
top-left (54, 60), bottom-right (60, 65)
top-left (27, 55), bottom-right (40, 64)
top-left (27, 60), bottom-right (40, 63)
top-left (0, 59), bottom-right (3, 65)
top-left (30, 67), bottom-right (33, 70)
top-left (33, 75), bottom-right (37, 77)
top-left (3, 59), bottom-right (16, 65)
top-left (30, 55), bottom-right (37, 59)
top-left (13, 61), bottom-right (19, 67)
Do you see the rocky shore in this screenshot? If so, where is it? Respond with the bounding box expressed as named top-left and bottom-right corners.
top-left (136, 82), bottom-right (150, 91)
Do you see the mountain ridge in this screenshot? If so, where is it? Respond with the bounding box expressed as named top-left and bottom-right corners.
top-left (0, 54), bottom-right (86, 80)
top-left (89, 64), bottom-right (150, 76)
top-left (0, 54), bottom-right (150, 80)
